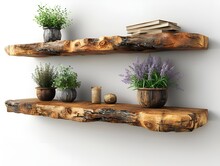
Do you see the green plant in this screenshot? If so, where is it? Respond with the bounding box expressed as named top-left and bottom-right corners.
top-left (32, 63), bottom-right (57, 88)
top-left (120, 56), bottom-right (180, 89)
top-left (53, 65), bottom-right (81, 90)
top-left (34, 4), bottom-right (71, 29)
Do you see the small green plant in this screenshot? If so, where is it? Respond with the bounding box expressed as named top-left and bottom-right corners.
top-left (53, 65), bottom-right (81, 90)
top-left (34, 4), bottom-right (71, 29)
top-left (32, 63), bottom-right (57, 88)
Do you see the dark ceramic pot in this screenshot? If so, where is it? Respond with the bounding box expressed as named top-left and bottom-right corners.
top-left (36, 87), bottom-right (56, 101)
top-left (43, 28), bottom-right (61, 42)
top-left (60, 88), bottom-right (77, 102)
top-left (137, 88), bottom-right (167, 108)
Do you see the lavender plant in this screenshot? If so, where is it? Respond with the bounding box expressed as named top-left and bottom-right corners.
top-left (120, 56), bottom-right (180, 89)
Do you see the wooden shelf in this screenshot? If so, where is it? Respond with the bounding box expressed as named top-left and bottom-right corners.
top-left (5, 33), bottom-right (208, 57)
top-left (5, 99), bottom-right (208, 132)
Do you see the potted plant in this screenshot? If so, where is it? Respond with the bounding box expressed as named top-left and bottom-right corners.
top-left (34, 4), bottom-right (71, 42)
top-left (53, 65), bottom-right (81, 102)
top-left (32, 63), bottom-right (57, 101)
top-left (120, 56), bottom-right (180, 108)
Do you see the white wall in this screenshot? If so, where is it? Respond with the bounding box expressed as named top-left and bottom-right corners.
top-left (0, 0), bottom-right (219, 165)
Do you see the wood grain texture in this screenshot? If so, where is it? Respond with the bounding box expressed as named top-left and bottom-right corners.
top-left (5, 33), bottom-right (208, 57)
top-left (5, 99), bottom-right (208, 132)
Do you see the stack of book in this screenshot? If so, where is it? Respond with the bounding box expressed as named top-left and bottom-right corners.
top-left (126, 20), bottom-right (181, 35)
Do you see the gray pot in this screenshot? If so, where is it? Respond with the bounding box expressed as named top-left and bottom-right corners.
top-left (59, 88), bottom-right (77, 103)
top-left (43, 28), bottom-right (61, 42)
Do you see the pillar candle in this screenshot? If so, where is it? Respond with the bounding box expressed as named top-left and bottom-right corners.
top-left (91, 86), bottom-right (101, 104)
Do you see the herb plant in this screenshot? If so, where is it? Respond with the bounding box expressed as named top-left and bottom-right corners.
top-left (34, 4), bottom-right (71, 29)
top-left (120, 56), bottom-right (180, 89)
top-left (53, 65), bottom-right (81, 90)
top-left (32, 63), bottom-right (57, 88)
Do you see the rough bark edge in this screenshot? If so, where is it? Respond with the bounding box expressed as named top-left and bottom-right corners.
top-left (5, 33), bottom-right (208, 57)
top-left (5, 99), bottom-right (208, 132)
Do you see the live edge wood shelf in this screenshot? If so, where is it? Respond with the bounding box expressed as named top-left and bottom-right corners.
top-left (4, 32), bottom-right (208, 57)
top-left (5, 99), bottom-right (208, 132)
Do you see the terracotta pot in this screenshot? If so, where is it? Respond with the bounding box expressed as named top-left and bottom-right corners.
top-left (43, 28), bottom-right (61, 42)
top-left (60, 88), bottom-right (77, 102)
top-left (137, 88), bottom-right (167, 108)
top-left (36, 87), bottom-right (56, 101)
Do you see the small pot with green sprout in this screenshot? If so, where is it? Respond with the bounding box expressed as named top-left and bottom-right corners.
top-left (53, 65), bottom-right (81, 102)
top-left (34, 4), bottom-right (71, 42)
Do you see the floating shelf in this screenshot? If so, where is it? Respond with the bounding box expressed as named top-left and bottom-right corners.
top-left (4, 32), bottom-right (208, 57)
top-left (5, 99), bottom-right (208, 132)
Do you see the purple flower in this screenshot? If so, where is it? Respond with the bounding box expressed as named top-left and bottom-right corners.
top-left (148, 66), bottom-right (154, 80)
top-left (119, 69), bottom-right (132, 84)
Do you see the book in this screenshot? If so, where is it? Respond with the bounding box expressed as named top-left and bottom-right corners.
top-left (130, 26), bottom-right (180, 35)
top-left (131, 29), bottom-right (178, 36)
top-left (127, 23), bottom-right (180, 34)
top-left (126, 19), bottom-right (177, 30)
